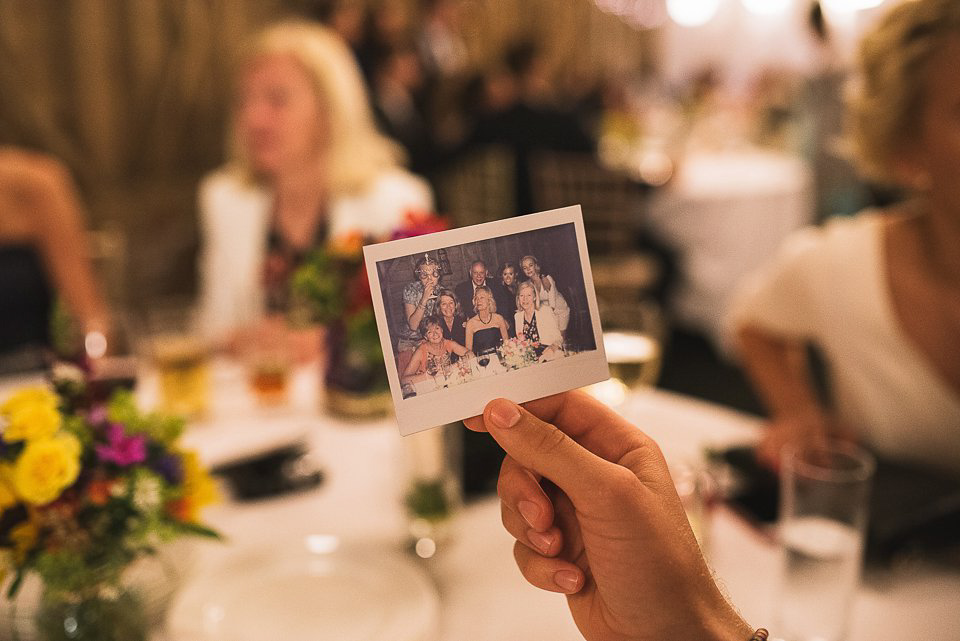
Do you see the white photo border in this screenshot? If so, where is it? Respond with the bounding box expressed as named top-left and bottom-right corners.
top-left (363, 205), bottom-right (609, 436)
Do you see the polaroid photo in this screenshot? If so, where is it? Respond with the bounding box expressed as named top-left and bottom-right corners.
top-left (364, 205), bottom-right (609, 436)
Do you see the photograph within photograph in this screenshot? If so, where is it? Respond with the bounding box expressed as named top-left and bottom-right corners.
top-left (364, 206), bottom-right (608, 435)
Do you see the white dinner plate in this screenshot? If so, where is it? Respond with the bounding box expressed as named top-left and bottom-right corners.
top-left (167, 541), bottom-right (439, 641)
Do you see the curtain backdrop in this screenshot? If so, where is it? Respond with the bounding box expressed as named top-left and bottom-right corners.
top-left (0, 0), bottom-right (653, 310)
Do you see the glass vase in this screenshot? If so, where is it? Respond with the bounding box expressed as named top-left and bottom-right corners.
top-left (322, 319), bottom-right (392, 420)
top-left (403, 423), bottom-right (462, 559)
top-left (1, 554), bottom-right (176, 641)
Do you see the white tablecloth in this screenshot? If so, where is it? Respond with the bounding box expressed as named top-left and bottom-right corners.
top-left (161, 366), bottom-right (959, 641)
top-left (6, 368), bottom-right (955, 640)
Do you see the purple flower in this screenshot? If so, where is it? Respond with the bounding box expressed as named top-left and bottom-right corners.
top-left (95, 423), bottom-right (147, 466)
top-left (151, 453), bottom-right (184, 485)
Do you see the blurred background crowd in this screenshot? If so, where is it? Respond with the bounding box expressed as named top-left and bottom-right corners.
top-left (0, 0), bottom-right (911, 414)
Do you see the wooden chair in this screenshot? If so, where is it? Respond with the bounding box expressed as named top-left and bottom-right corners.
top-left (528, 151), bottom-right (662, 317)
top-left (432, 145), bottom-right (515, 228)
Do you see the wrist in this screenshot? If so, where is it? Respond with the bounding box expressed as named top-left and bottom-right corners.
top-left (703, 604), bottom-right (755, 641)
top-left (692, 584), bottom-right (756, 641)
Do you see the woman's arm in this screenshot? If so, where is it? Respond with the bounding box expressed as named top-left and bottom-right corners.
top-left (465, 319), bottom-right (475, 353)
top-left (497, 314), bottom-right (509, 341)
top-left (401, 344), bottom-right (427, 383)
top-left (543, 275), bottom-right (565, 311)
top-left (405, 281), bottom-right (437, 331)
top-left (405, 300), bottom-right (425, 331)
top-left (737, 325), bottom-right (832, 468)
top-left (0, 151), bottom-right (110, 338)
top-left (446, 339), bottom-right (469, 357)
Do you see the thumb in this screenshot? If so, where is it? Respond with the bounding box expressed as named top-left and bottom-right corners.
top-left (482, 398), bottom-right (616, 505)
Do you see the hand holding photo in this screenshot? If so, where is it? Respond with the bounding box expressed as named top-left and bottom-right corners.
top-left (363, 206), bottom-right (609, 435)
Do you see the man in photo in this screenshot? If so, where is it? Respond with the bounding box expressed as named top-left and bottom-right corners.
top-left (454, 259), bottom-right (512, 320)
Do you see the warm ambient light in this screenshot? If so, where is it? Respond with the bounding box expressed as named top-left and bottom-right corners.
top-left (594, 0), bottom-right (669, 29)
top-left (666, 0), bottom-right (722, 27)
top-left (822, 0), bottom-right (885, 12)
top-left (741, 0), bottom-right (793, 15)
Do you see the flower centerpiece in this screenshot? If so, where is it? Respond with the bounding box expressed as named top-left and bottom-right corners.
top-left (498, 336), bottom-right (539, 370)
top-left (0, 370), bottom-right (219, 641)
top-left (291, 210), bottom-right (448, 419)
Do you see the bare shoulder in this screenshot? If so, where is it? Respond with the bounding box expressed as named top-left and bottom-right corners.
top-left (0, 148), bottom-right (70, 190)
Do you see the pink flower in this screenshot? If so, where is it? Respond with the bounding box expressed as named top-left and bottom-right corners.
top-left (95, 423), bottom-right (147, 466)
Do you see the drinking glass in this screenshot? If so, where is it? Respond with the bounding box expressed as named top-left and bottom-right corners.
top-left (403, 424), bottom-right (462, 559)
top-left (143, 304), bottom-right (211, 419)
top-left (776, 440), bottom-right (875, 641)
top-left (599, 298), bottom-right (664, 390)
top-left (244, 319), bottom-right (292, 406)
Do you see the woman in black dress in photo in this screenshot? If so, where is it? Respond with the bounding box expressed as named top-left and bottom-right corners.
top-left (499, 261), bottom-right (519, 338)
top-left (436, 288), bottom-right (467, 354)
top-left (464, 286), bottom-right (509, 355)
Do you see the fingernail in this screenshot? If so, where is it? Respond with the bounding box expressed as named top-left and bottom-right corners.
top-left (528, 530), bottom-right (556, 555)
top-left (518, 500), bottom-right (540, 528)
top-left (489, 400), bottom-right (521, 428)
top-left (554, 570), bottom-right (581, 593)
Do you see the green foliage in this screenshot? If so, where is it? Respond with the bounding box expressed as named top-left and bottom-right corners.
top-left (345, 307), bottom-right (384, 365)
top-left (290, 250), bottom-right (345, 325)
top-left (404, 479), bottom-right (450, 521)
top-left (106, 389), bottom-right (184, 444)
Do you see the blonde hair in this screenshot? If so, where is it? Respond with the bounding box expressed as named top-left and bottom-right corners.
top-left (230, 20), bottom-right (404, 194)
top-left (516, 281), bottom-right (540, 311)
top-left (846, 0), bottom-right (960, 185)
top-left (473, 285), bottom-right (496, 314)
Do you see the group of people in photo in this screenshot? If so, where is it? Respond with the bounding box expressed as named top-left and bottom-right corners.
top-left (397, 252), bottom-right (571, 388)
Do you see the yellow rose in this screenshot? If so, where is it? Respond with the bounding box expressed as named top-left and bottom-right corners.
top-left (1, 386), bottom-right (61, 443)
top-left (2, 402), bottom-right (62, 443)
top-left (180, 450), bottom-right (218, 521)
top-left (12, 435), bottom-right (81, 505)
top-left (1, 386), bottom-right (58, 415)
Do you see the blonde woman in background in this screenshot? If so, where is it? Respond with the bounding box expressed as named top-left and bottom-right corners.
top-left (197, 21), bottom-right (433, 348)
top-left (729, 0), bottom-right (960, 477)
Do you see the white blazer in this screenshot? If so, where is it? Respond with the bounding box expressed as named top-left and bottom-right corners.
top-left (514, 308), bottom-right (562, 348)
top-left (197, 166), bottom-right (433, 339)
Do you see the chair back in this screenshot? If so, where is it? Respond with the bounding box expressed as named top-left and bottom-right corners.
top-left (433, 145), bottom-right (515, 227)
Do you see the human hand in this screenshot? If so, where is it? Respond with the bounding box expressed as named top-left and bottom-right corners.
top-left (464, 391), bottom-right (753, 641)
top-left (422, 277), bottom-right (438, 298)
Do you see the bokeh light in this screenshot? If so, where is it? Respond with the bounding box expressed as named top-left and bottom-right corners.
top-left (666, 0), bottom-right (723, 27)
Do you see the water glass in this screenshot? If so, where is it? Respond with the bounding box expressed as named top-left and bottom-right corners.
top-left (775, 441), bottom-right (875, 641)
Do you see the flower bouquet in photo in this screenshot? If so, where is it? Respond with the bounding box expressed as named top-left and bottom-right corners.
top-left (291, 209), bottom-right (448, 419)
top-left (0, 369), bottom-right (219, 641)
top-left (498, 336), bottom-right (539, 370)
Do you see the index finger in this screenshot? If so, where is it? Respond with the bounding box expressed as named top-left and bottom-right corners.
top-left (467, 390), bottom-right (659, 476)
top-left (522, 390), bottom-right (657, 472)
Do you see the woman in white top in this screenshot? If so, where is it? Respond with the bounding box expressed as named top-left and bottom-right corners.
top-left (728, 0), bottom-right (960, 477)
top-left (520, 254), bottom-right (569, 334)
top-left (197, 21), bottom-right (432, 347)
top-left (515, 281), bottom-right (563, 362)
